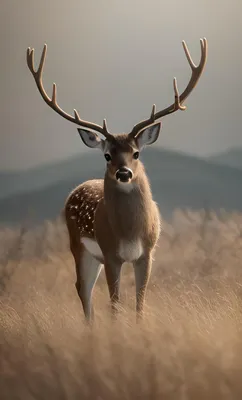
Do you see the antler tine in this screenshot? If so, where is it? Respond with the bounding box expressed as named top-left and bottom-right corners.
top-left (182, 40), bottom-right (196, 70)
top-left (26, 44), bottom-right (111, 138)
top-left (173, 78), bottom-right (186, 111)
top-left (26, 48), bottom-right (35, 74)
top-left (129, 38), bottom-right (208, 138)
top-left (103, 118), bottom-right (109, 135)
top-left (150, 104), bottom-right (156, 122)
top-left (37, 43), bottom-right (47, 79)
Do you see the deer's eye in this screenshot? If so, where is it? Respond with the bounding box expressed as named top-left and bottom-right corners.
top-left (105, 153), bottom-right (111, 162)
top-left (133, 151), bottom-right (139, 159)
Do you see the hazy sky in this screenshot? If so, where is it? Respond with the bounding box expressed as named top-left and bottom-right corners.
top-left (1, 0), bottom-right (242, 170)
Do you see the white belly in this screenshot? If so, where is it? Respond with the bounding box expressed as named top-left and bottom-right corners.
top-left (81, 237), bottom-right (103, 259)
top-left (118, 239), bottom-right (143, 262)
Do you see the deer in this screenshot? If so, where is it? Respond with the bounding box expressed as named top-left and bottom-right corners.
top-left (26, 38), bottom-right (207, 322)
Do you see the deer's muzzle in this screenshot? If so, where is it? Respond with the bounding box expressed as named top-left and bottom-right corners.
top-left (115, 167), bottom-right (133, 183)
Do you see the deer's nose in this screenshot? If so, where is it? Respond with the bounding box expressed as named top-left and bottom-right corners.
top-left (115, 167), bottom-right (133, 183)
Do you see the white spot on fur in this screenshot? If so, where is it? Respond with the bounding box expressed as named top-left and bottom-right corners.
top-left (118, 239), bottom-right (143, 262)
top-left (81, 238), bottom-right (103, 259)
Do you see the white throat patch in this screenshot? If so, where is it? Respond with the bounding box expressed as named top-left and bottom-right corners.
top-left (116, 181), bottom-right (134, 193)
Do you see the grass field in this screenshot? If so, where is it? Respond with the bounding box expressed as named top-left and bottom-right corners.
top-left (1, 209), bottom-right (242, 399)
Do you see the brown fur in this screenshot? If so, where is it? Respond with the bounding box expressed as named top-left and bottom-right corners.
top-left (65, 134), bottom-right (161, 322)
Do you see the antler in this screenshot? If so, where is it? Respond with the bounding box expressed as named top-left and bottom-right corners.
top-left (26, 44), bottom-right (111, 138)
top-left (129, 38), bottom-right (208, 138)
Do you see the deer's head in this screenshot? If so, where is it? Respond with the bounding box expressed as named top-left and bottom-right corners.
top-left (26, 38), bottom-right (207, 184)
top-left (77, 122), bottom-right (161, 183)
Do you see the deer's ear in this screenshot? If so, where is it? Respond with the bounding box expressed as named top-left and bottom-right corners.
top-left (77, 129), bottom-right (104, 150)
top-left (135, 122), bottom-right (162, 149)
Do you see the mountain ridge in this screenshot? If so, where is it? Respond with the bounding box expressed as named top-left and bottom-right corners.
top-left (1, 147), bottom-right (241, 199)
top-left (1, 147), bottom-right (242, 225)
top-left (207, 147), bottom-right (242, 169)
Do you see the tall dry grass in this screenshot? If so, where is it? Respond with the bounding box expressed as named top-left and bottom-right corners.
top-left (1, 209), bottom-right (242, 399)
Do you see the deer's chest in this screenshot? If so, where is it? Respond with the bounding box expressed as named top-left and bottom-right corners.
top-left (81, 237), bottom-right (143, 263)
top-left (118, 239), bottom-right (143, 262)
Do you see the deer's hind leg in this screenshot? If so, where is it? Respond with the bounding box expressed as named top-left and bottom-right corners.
top-left (71, 241), bottom-right (102, 322)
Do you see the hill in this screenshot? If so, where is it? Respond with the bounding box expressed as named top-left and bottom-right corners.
top-left (208, 148), bottom-right (242, 169)
top-left (0, 151), bottom-right (103, 199)
top-left (0, 148), bottom-right (242, 225)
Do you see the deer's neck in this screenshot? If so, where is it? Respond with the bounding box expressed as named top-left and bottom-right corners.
top-left (104, 163), bottom-right (153, 240)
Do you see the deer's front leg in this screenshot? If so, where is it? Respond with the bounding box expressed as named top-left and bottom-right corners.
top-left (104, 256), bottom-right (122, 317)
top-left (133, 253), bottom-right (152, 321)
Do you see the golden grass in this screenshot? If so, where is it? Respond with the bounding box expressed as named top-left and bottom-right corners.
top-left (1, 209), bottom-right (242, 399)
